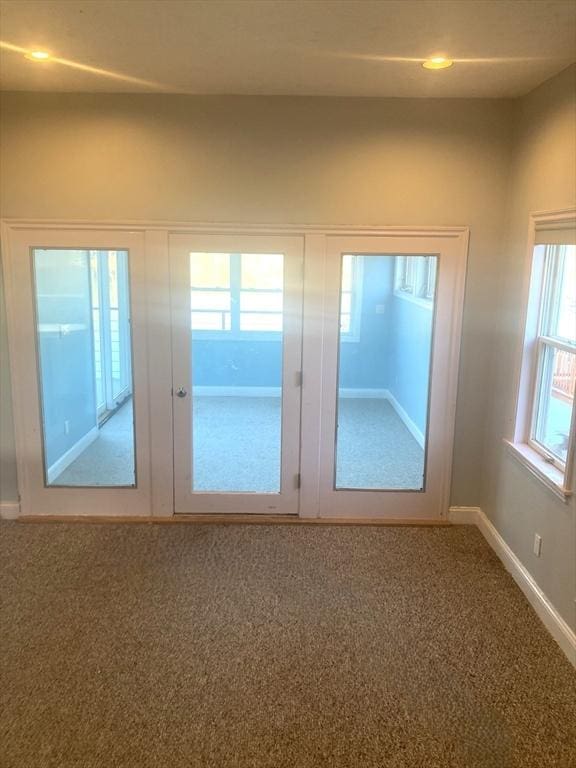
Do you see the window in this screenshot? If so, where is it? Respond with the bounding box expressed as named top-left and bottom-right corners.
top-left (529, 245), bottom-right (575, 469)
top-left (190, 252), bottom-right (283, 335)
top-left (394, 255), bottom-right (437, 306)
top-left (89, 250), bottom-right (132, 420)
top-left (508, 213), bottom-right (576, 498)
top-left (339, 254), bottom-right (363, 337)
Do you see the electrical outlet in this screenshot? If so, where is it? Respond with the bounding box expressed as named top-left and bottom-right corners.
top-left (64, 420), bottom-right (70, 435)
top-left (533, 533), bottom-right (542, 557)
top-left (375, 304), bottom-right (386, 314)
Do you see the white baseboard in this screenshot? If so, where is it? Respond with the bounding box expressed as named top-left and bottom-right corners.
top-left (449, 505), bottom-right (576, 667)
top-left (46, 426), bottom-right (99, 484)
top-left (339, 388), bottom-right (388, 398)
top-left (193, 386), bottom-right (281, 397)
top-left (447, 505), bottom-right (482, 525)
top-left (384, 390), bottom-right (425, 448)
top-left (0, 501), bottom-right (21, 519)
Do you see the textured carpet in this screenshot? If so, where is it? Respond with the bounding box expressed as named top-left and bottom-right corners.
top-left (196, 396), bottom-right (424, 491)
top-left (1, 522), bottom-right (575, 768)
top-left (54, 397), bottom-right (423, 492)
top-left (336, 398), bottom-right (424, 489)
top-left (55, 401), bottom-right (135, 487)
top-left (192, 396), bottom-right (282, 492)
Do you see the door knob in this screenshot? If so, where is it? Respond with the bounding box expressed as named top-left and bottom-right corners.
top-left (175, 387), bottom-right (187, 398)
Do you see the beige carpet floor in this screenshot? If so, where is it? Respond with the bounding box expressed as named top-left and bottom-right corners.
top-left (0, 522), bottom-right (575, 768)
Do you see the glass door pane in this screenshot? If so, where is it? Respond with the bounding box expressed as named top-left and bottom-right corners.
top-left (33, 248), bottom-right (136, 487)
top-left (335, 254), bottom-right (436, 490)
top-left (170, 233), bottom-right (303, 515)
top-left (190, 252), bottom-right (284, 492)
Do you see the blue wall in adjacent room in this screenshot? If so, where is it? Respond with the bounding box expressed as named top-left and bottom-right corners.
top-left (387, 296), bottom-right (434, 436)
top-left (191, 255), bottom-right (433, 435)
top-left (34, 250), bottom-right (98, 472)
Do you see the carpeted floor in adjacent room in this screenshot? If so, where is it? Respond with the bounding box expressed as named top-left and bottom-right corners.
top-left (0, 522), bottom-right (575, 768)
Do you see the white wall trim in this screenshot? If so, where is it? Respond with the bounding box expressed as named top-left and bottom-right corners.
top-left (0, 501), bottom-right (20, 519)
top-left (2, 218), bottom-right (469, 238)
top-left (46, 426), bottom-right (99, 485)
top-left (385, 390), bottom-right (425, 448)
top-left (193, 386), bottom-right (281, 397)
top-left (449, 505), bottom-right (576, 667)
top-left (338, 388), bottom-right (388, 399)
top-left (447, 505), bottom-right (482, 525)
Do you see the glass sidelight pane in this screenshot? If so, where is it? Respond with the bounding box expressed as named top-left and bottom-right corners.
top-left (533, 345), bottom-right (575, 464)
top-left (33, 249), bottom-right (135, 487)
top-left (335, 253), bottom-right (437, 490)
top-left (189, 252), bottom-right (284, 492)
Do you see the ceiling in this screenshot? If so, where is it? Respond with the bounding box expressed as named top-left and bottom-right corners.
top-left (0, 0), bottom-right (575, 98)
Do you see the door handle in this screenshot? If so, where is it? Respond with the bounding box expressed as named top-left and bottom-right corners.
top-left (175, 387), bottom-right (187, 398)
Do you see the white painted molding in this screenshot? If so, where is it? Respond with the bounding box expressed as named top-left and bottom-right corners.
top-left (2, 218), bottom-right (469, 239)
top-left (447, 505), bottom-right (482, 525)
top-left (385, 390), bottom-right (425, 448)
top-left (338, 388), bottom-right (388, 399)
top-left (0, 501), bottom-right (21, 519)
top-left (193, 386), bottom-right (281, 397)
top-left (449, 505), bottom-right (576, 667)
top-left (46, 426), bottom-right (99, 484)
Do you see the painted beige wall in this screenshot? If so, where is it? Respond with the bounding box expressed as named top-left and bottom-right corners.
top-left (0, 92), bottom-right (515, 505)
top-left (481, 64), bottom-right (576, 631)
top-left (0, 250), bottom-right (18, 503)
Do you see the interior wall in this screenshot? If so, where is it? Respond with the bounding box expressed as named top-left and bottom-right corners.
top-left (480, 64), bottom-right (576, 631)
top-left (0, 91), bottom-right (514, 504)
top-left (0, 251), bottom-right (18, 503)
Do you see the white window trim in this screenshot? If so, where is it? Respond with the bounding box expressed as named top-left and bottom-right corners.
top-left (191, 253), bottom-right (284, 340)
top-left (340, 254), bottom-right (363, 343)
top-left (393, 255), bottom-right (436, 310)
top-left (506, 209), bottom-right (576, 501)
top-left (90, 250), bottom-right (132, 418)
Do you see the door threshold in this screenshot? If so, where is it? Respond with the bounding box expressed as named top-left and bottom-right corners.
top-left (18, 514), bottom-right (450, 526)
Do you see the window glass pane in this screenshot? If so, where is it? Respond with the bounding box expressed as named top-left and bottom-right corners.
top-left (191, 253), bottom-right (285, 492)
top-left (425, 257), bottom-right (437, 299)
top-left (342, 255), bottom-right (353, 292)
top-left (190, 253), bottom-right (230, 289)
top-left (341, 292), bottom-right (352, 315)
top-left (241, 253), bottom-right (283, 290)
top-left (191, 311), bottom-right (229, 330)
top-left (89, 253), bottom-right (104, 409)
top-left (191, 290), bottom-right (231, 311)
top-left (340, 314), bottom-right (351, 333)
top-left (240, 313), bottom-right (283, 332)
top-left (33, 249), bottom-right (135, 487)
top-left (109, 252), bottom-right (131, 401)
top-left (335, 253), bottom-right (436, 490)
top-left (533, 345), bottom-right (575, 463)
top-left (544, 245), bottom-right (576, 343)
top-left (240, 291), bottom-right (283, 313)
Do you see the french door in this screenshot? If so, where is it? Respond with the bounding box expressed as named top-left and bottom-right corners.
top-left (3, 223), bottom-right (466, 520)
top-left (169, 234), bottom-right (304, 514)
top-left (311, 234), bottom-right (465, 520)
top-left (4, 228), bottom-right (151, 516)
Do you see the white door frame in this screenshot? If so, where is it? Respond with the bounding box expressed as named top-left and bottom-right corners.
top-left (1, 226), bottom-right (151, 517)
top-left (169, 233), bottom-right (304, 515)
top-left (311, 233), bottom-right (467, 520)
top-left (1, 219), bottom-right (468, 520)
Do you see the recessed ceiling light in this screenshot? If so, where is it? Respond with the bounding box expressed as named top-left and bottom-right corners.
top-left (25, 50), bottom-right (51, 62)
top-left (422, 56), bottom-right (453, 70)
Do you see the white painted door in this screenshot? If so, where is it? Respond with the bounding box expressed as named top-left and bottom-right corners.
top-left (311, 233), bottom-right (467, 520)
top-left (169, 234), bottom-right (303, 514)
top-left (4, 228), bottom-right (151, 517)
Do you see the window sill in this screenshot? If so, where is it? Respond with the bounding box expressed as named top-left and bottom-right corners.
top-left (393, 290), bottom-right (433, 310)
top-left (503, 439), bottom-right (572, 502)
